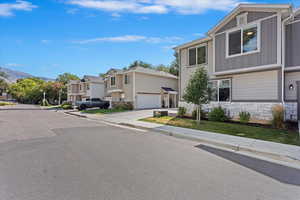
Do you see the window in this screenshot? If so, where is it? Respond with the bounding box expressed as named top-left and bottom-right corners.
top-left (227, 25), bottom-right (259, 57)
top-left (86, 84), bottom-right (90, 90)
top-left (208, 79), bottom-right (231, 102)
top-left (79, 85), bottom-right (82, 90)
top-left (188, 45), bottom-right (207, 66)
top-left (243, 27), bottom-right (258, 53)
top-left (124, 74), bottom-right (129, 84)
top-left (110, 77), bottom-right (116, 86)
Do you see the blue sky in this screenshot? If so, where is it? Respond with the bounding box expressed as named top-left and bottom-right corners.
top-left (1, 0), bottom-right (300, 78)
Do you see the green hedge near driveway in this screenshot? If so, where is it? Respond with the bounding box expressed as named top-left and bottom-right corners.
top-left (141, 116), bottom-right (300, 146)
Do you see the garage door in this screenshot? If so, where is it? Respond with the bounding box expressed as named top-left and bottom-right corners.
top-left (136, 94), bottom-right (161, 109)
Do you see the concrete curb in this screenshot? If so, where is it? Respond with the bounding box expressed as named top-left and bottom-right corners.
top-left (63, 111), bottom-right (300, 167)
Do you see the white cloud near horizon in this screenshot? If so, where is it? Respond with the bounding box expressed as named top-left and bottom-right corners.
top-left (67, 0), bottom-right (245, 15)
top-left (73, 35), bottom-right (182, 44)
top-left (0, 0), bottom-right (37, 17)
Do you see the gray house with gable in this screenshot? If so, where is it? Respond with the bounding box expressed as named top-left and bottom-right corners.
top-left (175, 4), bottom-right (300, 121)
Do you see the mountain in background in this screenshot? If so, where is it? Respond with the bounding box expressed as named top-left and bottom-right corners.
top-left (0, 67), bottom-right (54, 83)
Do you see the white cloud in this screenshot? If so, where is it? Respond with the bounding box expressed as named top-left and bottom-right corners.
top-left (4, 63), bottom-right (22, 67)
top-left (73, 35), bottom-right (182, 44)
top-left (41, 40), bottom-right (51, 44)
top-left (0, 0), bottom-right (37, 17)
top-left (66, 0), bottom-right (245, 15)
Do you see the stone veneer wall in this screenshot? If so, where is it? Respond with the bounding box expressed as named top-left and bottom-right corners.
top-left (179, 101), bottom-right (285, 121)
top-left (285, 102), bottom-right (297, 121)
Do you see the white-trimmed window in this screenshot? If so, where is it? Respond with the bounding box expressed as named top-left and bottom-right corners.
top-left (86, 83), bottom-right (90, 90)
top-left (188, 45), bottom-right (207, 66)
top-left (227, 24), bottom-right (260, 58)
top-left (110, 76), bottom-right (116, 86)
top-left (124, 74), bottom-right (129, 84)
top-left (208, 79), bottom-right (231, 102)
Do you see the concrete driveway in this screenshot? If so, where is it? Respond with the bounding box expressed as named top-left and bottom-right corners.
top-left (0, 105), bottom-right (300, 200)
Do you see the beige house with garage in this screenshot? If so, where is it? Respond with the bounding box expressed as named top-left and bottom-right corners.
top-left (67, 75), bottom-right (105, 104)
top-left (175, 4), bottom-right (300, 121)
top-left (104, 66), bottom-right (178, 109)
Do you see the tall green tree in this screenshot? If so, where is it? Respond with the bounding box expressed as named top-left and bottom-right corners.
top-left (56, 73), bottom-right (79, 85)
top-left (169, 52), bottom-right (179, 76)
top-left (128, 60), bottom-right (153, 69)
top-left (183, 67), bottom-right (209, 122)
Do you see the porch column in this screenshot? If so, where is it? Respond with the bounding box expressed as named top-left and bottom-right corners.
top-left (167, 93), bottom-right (170, 108)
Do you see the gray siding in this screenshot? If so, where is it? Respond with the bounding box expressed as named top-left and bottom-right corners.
top-left (294, 14), bottom-right (300, 21)
top-left (217, 12), bottom-right (276, 33)
top-left (215, 16), bottom-right (278, 72)
top-left (285, 21), bottom-right (300, 67)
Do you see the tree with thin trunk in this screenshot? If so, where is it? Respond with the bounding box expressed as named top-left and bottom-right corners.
top-left (183, 67), bottom-right (209, 122)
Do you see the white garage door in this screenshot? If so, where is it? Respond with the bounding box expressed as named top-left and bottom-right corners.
top-left (136, 94), bottom-right (161, 109)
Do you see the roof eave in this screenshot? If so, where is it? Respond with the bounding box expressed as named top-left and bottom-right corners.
top-left (173, 37), bottom-right (212, 50)
top-left (207, 4), bottom-right (292, 35)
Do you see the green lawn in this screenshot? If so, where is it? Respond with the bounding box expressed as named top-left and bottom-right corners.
top-left (82, 108), bottom-right (129, 114)
top-left (0, 102), bottom-right (15, 106)
top-left (141, 116), bottom-right (300, 146)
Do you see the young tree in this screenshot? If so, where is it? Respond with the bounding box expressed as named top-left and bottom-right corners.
top-left (183, 67), bottom-right (209, 122)
top-left (128, 60), bottom-right (152, 69)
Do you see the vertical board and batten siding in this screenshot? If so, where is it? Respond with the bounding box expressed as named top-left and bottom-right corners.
top-left (216, 11), bottom-right (276, 34)
top-left (232, 70), bottom-right (279, 101)
top-left (215, 16), bottom-right (278, 72)
top-left (285, 72), bottom-right (300, 101)
top-left (179, 41), bottom-right (213, 99)
top-left (285, 21), bottom-right (300, 68)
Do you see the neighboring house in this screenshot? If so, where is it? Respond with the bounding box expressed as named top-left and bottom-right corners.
top-left (67, 75), bottom-right (105, 104)
top-left (104, 66), bottom-right (178, 109)
top-left (175, 4), bottom-right (300, 121)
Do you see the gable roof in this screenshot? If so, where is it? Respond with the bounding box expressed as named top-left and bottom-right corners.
top-left (207, 4), bottom-right (292, 35)
top-left (130, 66), bottom-right (178, 79)
top-left (173, 36), bottom-right (211, 50)
top-left (83, 75), bottom-right (104, 83)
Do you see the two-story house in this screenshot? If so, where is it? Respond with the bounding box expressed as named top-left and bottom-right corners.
top-left (105, 66), bottom-right (178, 109)
top-left (67, 75), bottom-right (105, 104)
top-left (175, 4), bottom-right (300, 121)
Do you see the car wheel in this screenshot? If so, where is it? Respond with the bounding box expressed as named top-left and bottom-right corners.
top-left (79, 104), bottom-right (86, 110)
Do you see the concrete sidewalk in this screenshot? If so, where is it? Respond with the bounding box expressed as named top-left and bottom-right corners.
top-left (65, 109), bottom-right (300, 164)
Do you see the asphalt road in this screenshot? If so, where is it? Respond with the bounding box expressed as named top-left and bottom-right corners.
top-left (0, 104), bottom-right (300, 200)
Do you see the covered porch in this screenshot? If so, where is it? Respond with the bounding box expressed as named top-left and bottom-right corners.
top-left (161, 87), bottom-right (178, 108)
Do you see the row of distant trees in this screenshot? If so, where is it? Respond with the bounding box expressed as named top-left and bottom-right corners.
top-left (0, 72), bottom-right (80, 105)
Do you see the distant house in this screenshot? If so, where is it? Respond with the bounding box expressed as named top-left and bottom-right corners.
top-left (175, 4), bottom-right (300, 121)
top-left (67, 75), bottom-right (105, 104)
top-left (104, 66), bottom-right (178, 109)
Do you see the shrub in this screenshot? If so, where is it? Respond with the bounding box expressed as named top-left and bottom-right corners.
top-left (208, 106), bottom-right (228, 122)
top-left (177, 107), bottom-right (187, 118)
top-left (272, 105), bottom-right (285, 129)
top-left (61, 104), bottom-right (73, 110)
top-left (113, 102), bottom-right (133, 110)
top-left (239, 111), bottom-right (251, 123)
top-left (61, 101), bottom-right (72, 106)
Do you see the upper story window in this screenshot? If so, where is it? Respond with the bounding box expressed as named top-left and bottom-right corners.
top-left (79, 85), bottom-right (82, 91)
top-left (86, 84), bottom-right (90, 90)
top-left (110, 76), bottom-right (116, 86)
top-left (227, 24), bottom-right (259, 58)
top-left (188, 45), bottom-right (207, 66)
top-left (124, 74), bottom-right (129, 84)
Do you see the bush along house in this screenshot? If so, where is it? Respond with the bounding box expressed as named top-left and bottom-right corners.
top-left (174, 4), bottom-right (300, 122)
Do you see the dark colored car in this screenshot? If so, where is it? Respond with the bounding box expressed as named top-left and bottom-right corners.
top-left (76, 98), bottom-right (110, 111)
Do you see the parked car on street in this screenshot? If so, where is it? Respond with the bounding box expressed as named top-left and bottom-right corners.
top-left (75, 98), bottom-right (110, 111)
